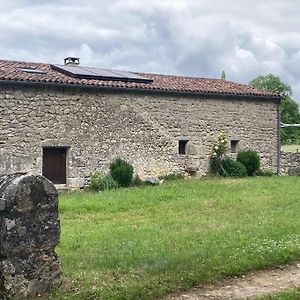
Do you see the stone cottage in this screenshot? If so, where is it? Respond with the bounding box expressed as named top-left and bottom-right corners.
top-left (0, 57), bottom-right (280, 188)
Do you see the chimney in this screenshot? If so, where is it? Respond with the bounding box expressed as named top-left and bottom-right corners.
top-left (64, 57), bottom-right (80, 66)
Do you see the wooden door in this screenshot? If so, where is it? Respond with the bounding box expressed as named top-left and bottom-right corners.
top-left (42, 148), bottom-right (67, 184)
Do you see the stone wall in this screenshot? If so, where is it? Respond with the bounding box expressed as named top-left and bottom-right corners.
top-left (0, 83), bottom-right (279, 187)
top-left (0, 174), bottom-right (61, 298)
top-left (281, 152), bottom-right (300, 175)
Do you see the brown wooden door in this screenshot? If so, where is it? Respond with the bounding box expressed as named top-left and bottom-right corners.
top-left (42, 148), bottom-right (67, 184)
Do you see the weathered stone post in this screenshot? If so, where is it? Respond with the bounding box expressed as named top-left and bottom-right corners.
top-left (0, 174), bottom-right (61, 298)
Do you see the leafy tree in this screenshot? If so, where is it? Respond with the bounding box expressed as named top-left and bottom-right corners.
top-left (249, 74), bottom-right (300, 144)
top-left (250, 74), bottom-right (292, 98)
top-left (281, 97), bottom-right (300, 144)
top-left (221, 70), bottom-right (226, 80)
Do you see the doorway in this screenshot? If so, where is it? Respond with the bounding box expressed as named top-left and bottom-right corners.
top-left (42, 147), bottom-right (67, 184)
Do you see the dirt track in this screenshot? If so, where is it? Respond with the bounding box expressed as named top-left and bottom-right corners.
top-left (164, 263), bottom-right (300, 299)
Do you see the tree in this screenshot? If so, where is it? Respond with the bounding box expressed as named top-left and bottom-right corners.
top-left (249, 74), bottom-right (292, 98)
top-left (221, 70), bottom-right (226, 80)
top-left (249, 74), bottom-right (300, 145)
top-left (281, 97), bottom-right (300, 144)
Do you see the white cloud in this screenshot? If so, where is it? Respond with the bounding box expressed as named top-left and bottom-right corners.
top-left (0, 0), bottom-right (300, 104)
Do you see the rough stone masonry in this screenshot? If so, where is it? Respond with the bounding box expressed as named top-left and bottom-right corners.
top-left (0, 174), bottom-right (61, 298)
top-left (0, 84), bottom-right (279, 188)
top-left (281, 152), bottom-right (300, 175)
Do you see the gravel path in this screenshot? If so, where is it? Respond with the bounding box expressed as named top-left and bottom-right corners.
top-left (164, 263), bottom-right (300, 299)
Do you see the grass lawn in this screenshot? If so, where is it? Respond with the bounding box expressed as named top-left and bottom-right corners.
top-left (257, 288), bottom-right (300, 299)
top-left (281, 144), bottom-right (300, 152)
top-left (52, 177), bottom-right (300, 299)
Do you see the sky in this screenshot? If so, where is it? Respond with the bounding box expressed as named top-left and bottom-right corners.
top-left (1, 0), bottom-right (300, 104)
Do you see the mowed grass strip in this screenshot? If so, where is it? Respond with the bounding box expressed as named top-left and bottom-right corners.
top-left (53, 177), bottom-right (300, 299)
top-left (256, 288), bottom-right (300, 300)
top-left (281, 144), bottom-right (300, 152)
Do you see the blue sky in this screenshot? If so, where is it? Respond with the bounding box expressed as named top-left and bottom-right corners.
top-left (1, 0), bottom-right (300, 104)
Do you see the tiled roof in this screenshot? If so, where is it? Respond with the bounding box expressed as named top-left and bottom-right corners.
top-left (0, 59), bottom-right (279, 99)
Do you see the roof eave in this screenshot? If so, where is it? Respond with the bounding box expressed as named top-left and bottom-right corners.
top-left (0, 79), bottom-right (281, 103)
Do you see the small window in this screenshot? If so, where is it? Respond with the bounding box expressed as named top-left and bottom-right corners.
top-left (178, 140), bottom-right (188, 155)
top-left (231, 140), bottom-right (239, 153)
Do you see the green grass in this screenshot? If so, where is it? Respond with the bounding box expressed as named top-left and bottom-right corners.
top-left (52, 177), bottom-right (300, 299)
top-left (257, 288), bottom-right (300, 299)
top-left (281, 144), bottom-right (300, 152)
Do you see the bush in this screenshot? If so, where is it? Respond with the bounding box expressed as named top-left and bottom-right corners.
top-left (210, 132), bottom-right (228, 176)
top-left (132, 175), bottom-right (144, 187)
top-left (109, 158), bottom-right (134, 187)
top-left (221, 158), bottom-right (247, 178)
top-left (256, 169), bottom-right (274, 177)
top-left (210, 156), bottom-right (222, 176)
top-left (89, 172), bottom-right (119, 191)
top-left (237, 151), bottom-right (260, 176)
top-left (159, 173), bottom-right (184, 181)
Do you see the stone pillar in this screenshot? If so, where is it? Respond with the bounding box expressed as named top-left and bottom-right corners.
top-left (0, 174), bottom-right (61, 298)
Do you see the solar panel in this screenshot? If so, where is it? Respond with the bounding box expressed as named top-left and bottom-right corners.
top-left (51, 64), bottom-right (96, 76)
top-left (83, 67), bottom-right (125, 79)
top-left (50, 64), bottom-right (153, 84)
top-left (110, 69), bottom-right (150, 81)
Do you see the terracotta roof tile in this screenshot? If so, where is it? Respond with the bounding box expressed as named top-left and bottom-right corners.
top-left (0, 59), bottom-right (279, 99)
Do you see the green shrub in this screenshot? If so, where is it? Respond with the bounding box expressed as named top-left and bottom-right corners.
top-left (209, 156), bottom-right (222, 176)
top-left (237, 151), bottom-right (260, 176)
top-left (256, 169), bottom-right (274, 177)
top-left (89, 172), bottom-right (119, 191)
top-left (109, 158), bottom-right (134, 187)
top-left (159, 173), bottom-right (184, 181)
top-left (210, 132), bottom-right (228, 176)
top-left (221, 158), bottom-right (247, 178)
top-left (132, 175), bottom-right (144, 187)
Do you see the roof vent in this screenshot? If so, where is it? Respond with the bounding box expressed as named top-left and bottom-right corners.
top-left (64, 57), bottom-right (80, 66)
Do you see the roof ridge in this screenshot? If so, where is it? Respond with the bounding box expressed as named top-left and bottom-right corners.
top-left (0, 58), bottom-right (280, 99)
top-left (136, 71), bottom-right (225, 81)
top-left (0, 59), bottom-right (252, 85)
top-left (0, 58), bottom-right (49, 66)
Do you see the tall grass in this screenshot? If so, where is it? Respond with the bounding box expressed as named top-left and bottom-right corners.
top-left (53, 177), bottom-right (300, 299)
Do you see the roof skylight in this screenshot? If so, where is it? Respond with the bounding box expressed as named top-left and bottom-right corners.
top-left (18, 67), bottom-right (46, 75)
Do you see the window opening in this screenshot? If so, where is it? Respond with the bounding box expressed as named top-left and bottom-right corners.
top-left (230, 140), bottom-right (239, 153)
top-left (179, 140), bottom-right (188, 155)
